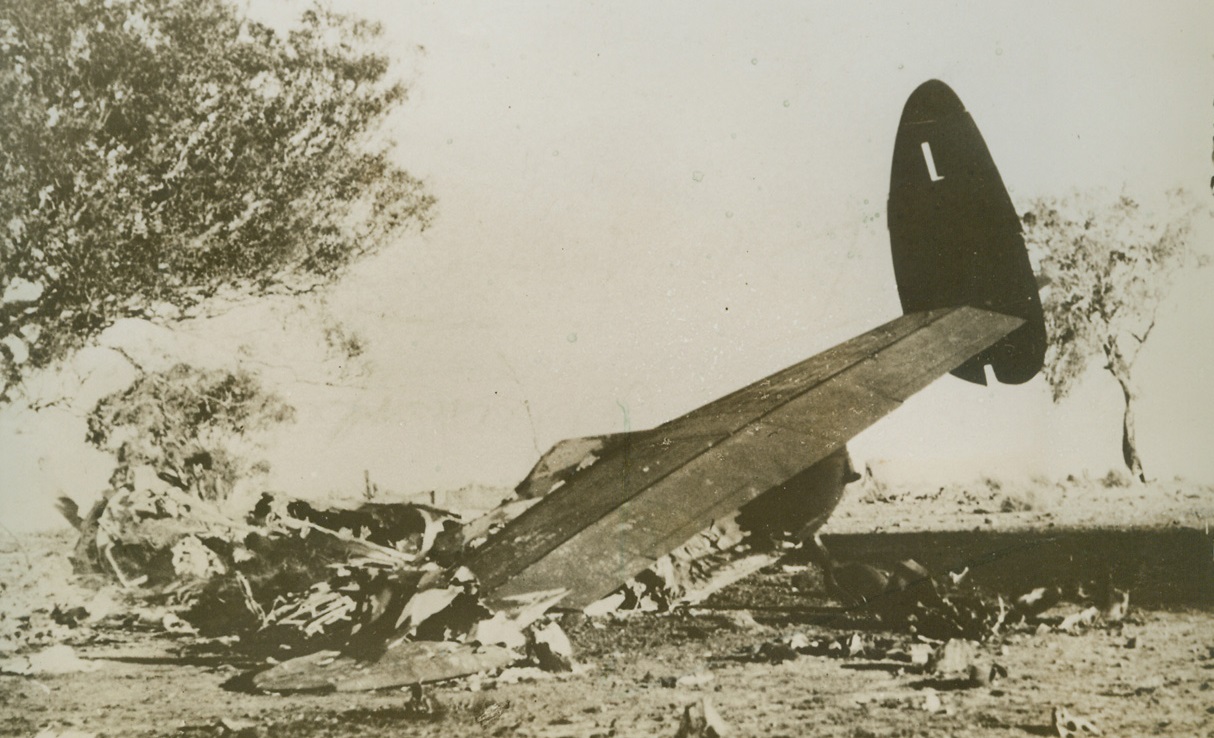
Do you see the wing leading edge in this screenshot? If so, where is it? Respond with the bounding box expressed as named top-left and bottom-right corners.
top-left (469, 305), bottom-right (1023, 610)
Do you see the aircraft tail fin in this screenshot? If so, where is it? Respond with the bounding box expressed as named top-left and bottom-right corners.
top-left (888, 79), bottom-right (1045, 385)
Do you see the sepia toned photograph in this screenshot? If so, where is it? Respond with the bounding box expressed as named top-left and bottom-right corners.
top-left (2, 1), bottom-right (1212, 735)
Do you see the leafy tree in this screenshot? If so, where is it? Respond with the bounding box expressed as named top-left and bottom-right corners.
top-left (0, 0), bottom-right (434, 397)
top-left (1021, 190), bottom-right (1201, 482)
top-left (86, 363), bottom-right (295, 501)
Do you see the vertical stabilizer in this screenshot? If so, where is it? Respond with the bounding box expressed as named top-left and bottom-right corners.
top-left (888, 80), bottom-right (1045, 384)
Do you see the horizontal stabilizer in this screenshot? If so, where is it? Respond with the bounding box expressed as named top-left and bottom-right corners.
top-left (468, 306), bottom-right (1023, 610)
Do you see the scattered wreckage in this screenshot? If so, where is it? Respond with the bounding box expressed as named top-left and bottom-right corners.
top-left (61, 79), bottom-right (1054, 692)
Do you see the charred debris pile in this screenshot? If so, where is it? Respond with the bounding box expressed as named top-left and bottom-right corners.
top-left (43, 468), bottom-right (1135, 693)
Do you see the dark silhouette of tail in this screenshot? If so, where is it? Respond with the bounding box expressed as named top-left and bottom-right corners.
top-left (888, 80), bottom-right (1045, 385)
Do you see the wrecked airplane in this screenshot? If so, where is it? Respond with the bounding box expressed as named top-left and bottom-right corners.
top-left (254, 78), bottom-right (1045, 690)
top-left (68, 79), bottom-right (1047, 691)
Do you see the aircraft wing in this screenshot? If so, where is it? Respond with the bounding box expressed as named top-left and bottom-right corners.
top-left (468, 305), bottom-right (1023, 611)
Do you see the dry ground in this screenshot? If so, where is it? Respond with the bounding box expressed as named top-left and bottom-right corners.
top-left (3, 476), bottom-right (1212, 738)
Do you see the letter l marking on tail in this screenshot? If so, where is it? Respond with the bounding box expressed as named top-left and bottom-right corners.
top-left (921, 141), bottom-right (944, 182)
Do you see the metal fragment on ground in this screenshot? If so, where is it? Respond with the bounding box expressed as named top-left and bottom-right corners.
top-left (252, 641), bottom-right (517, 693)
top-left (1053, 706), bottom-right (1101, 737)
top-left (674, 697), bottom-right (731, 738)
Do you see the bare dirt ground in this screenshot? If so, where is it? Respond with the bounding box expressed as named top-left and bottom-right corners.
top-left (3, 476), bottom-right (1213, 738)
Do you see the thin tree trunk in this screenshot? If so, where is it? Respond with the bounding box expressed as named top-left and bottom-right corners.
top-left (1117, 377), bottom-right (1146, 483)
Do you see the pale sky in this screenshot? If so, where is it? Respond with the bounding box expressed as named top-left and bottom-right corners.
top-left (3, 1), bottom-right (1212, 529)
